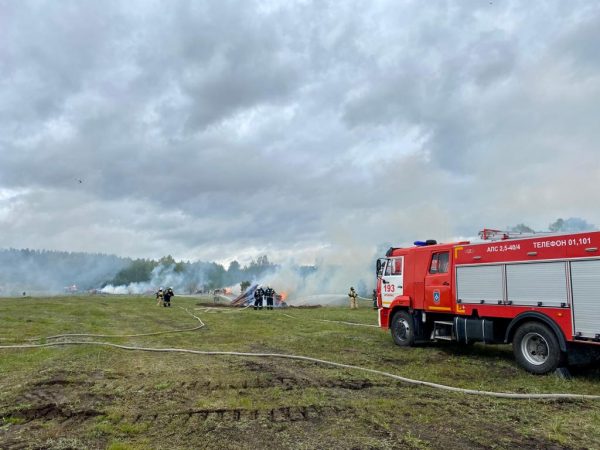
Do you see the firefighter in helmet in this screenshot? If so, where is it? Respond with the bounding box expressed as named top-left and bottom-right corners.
top-left (253, 285), bottom-right (265, 310)
top-left (348, 287), bottom-right (358, 309)
top-left (163, 287), bottom-right (174, 307)
top-left (156, 287), bottom-right (164, 306)
top-left (264, 286), bottom-right (275, 310)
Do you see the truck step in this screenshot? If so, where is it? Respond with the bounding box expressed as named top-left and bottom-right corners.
top-left (432, 320), bottom-right (454, 341)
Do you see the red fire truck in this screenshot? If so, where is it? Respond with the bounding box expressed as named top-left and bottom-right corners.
top-left (376, 229), bottom-right (600, 374)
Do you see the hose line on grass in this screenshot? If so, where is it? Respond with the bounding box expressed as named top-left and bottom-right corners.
top-left (196, 304), bottom-right (253, 313)
top-left (282, 313), bottom-right (380, 328)
top-left (1, 306), bottom-right (598, 401)
top-left (1, 339), bottom-right (599, 401)
top-left (6, 307), bottom-right (205, 342)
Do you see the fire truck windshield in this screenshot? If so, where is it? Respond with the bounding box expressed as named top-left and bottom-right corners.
top-left (376, 258), bottom-right (386, 277)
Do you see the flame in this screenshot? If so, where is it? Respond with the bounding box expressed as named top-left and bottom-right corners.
top-left (280, 291), bottom-right (288, 301)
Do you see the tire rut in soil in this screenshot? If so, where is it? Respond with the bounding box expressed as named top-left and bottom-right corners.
top-left (132, 405), bottom-right (347, 424)
top-left (5, 403), bottom-right (102, 424)
top-left (0, 435), bottom-right (30, 450)
top-left (148, 377), bottom-right (379, 392)
top-left (238, 359), bottom-right (382, 390)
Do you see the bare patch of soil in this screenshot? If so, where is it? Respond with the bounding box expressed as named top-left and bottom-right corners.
top-left (12, 403), bottom-right (101, 423)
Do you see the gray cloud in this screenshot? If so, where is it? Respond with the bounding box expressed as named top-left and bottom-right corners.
top-left (1, 0), bottom-right (599, 265)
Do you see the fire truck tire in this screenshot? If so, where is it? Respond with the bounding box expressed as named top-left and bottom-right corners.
top-left (390, 310), bottom-right (415, 347)
top-left (513, 322), bottom-right (565, 375)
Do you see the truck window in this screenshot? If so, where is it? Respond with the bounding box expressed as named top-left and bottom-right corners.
top-left (429, 252), bottom-right (449, 274)
top-left (392, 258), bottom-right (402, 275)
top-left (385, 260), bottom-right (392, 276)
top-left (438, 252), bottom-right (449, 273)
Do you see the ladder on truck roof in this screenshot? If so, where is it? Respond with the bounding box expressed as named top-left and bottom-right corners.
top-left (479, 228), bottom-right (556, 241)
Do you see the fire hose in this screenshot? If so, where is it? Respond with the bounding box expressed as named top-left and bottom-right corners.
top-left (0, 308), bottom-right (599, 401)
top-left (196, 304), bottom-right (253, 313)
top-left (282, 313), bottom-right (379, 328)
top-left (0, 307), bottom-right (205, 342)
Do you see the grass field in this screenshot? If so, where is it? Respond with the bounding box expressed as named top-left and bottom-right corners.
top-left (1, 295), bottom-right (600, 449)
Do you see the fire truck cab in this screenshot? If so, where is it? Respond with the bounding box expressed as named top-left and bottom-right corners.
top-left (377, 230), bottom-right (600, 374)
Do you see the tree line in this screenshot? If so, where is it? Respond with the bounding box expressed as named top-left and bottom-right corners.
top-left (0, 248), bottom-right (129, 292)
top-left (105, 254), bottom-right (280, 292)
top-left (508, 217), bottom-right (596, 234)
top-left (0, 248), bottom-right (283, 293)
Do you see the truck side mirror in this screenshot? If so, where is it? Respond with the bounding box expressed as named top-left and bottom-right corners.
top-left (376, 259), bottom-right (382, 275)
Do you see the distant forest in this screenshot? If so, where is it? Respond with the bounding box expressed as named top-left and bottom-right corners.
top-left (507, 217), bottom-right (596, 234)
top-left (0, 249), bottom-right (129, 293)
top-left (0, 249), bottom-right (297, 295)
top-left (0, 217), bottom-right (592, 296)
top-left (103, 254), bottom-right (282, 292)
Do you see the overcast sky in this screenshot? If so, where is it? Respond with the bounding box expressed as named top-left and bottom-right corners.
top-left (1, 0), bottom-right (599, 264)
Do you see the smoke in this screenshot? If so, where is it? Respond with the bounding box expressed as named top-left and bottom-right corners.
top-left (549, 217), bottom-right (597, 232)
top-left (254, 216), bottom-right (597, 306)
top-left (0, 249), bottom-right (128, 296)
top-left (98, 282), bottom-right (151, 295)
top-left (8, 215), bottom-right (597, 300)
top-left (255, 244), bottom-right (378, 306)
top-left (103, 253), bottom-right (378, 306)
top-left (100, 264), bottom-right (206, 295)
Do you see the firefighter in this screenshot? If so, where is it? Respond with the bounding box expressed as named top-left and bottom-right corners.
top-left (164, 287), bottom-right (174, 307)
top-left (156, 288), bottom-right (164, 306)
top-left (372, 289), bottom-right (378, 310)
top-left (264, 286), bottom-right (275, 310)
top-left (348, 287), bottom-right (358, 309)
top-left (253, 285), bottom-right (265, 310)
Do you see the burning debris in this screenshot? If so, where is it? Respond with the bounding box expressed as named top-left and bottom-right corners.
top-left (230, 285), bottom-right (257, 306)
top-left (230, 285), bottom-right (288, 308)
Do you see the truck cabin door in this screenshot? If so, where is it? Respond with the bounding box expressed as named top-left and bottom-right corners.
top-left (424, 251), bottom-right (452, 312)
top-left (381, 257), bottom-right (404, 308)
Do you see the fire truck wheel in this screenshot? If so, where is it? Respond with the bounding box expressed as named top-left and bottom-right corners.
top-left (391, 310), bottom-right (415, 347)
top-left (513, 322), bottom-right (564, 375)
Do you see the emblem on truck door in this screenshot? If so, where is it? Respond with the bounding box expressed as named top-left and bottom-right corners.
top-left (433, 290), bottom-right (440, 304)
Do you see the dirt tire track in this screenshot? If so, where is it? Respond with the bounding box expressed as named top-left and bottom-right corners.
top-left (5, 403), bottom-right (102, 424)
top-left (128, 404), bottom-right (348, 424)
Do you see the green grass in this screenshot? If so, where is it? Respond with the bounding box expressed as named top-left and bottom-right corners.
top-left (0, 295), bottom-right (599, 449)
top-left (1, 416), bottom-right (25, 425)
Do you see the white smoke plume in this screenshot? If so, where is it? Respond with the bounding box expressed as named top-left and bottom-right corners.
top-left (0, 249), bottom-right (128, 297)
top-left (100, 264), bottom-right (206, 295)
top-left (255, 243), bottom-right (378, 306)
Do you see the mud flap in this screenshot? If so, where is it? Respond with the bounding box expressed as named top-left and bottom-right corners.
top-left (412, 310), bottom-right (429, 342)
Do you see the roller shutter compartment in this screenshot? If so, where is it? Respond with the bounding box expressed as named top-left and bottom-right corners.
top-left (571, 259), bottom-right (600, 338)
top-left (505, 262), bottom-right (567, 307)
top-left (456, 264), bottom-right (503, 304)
